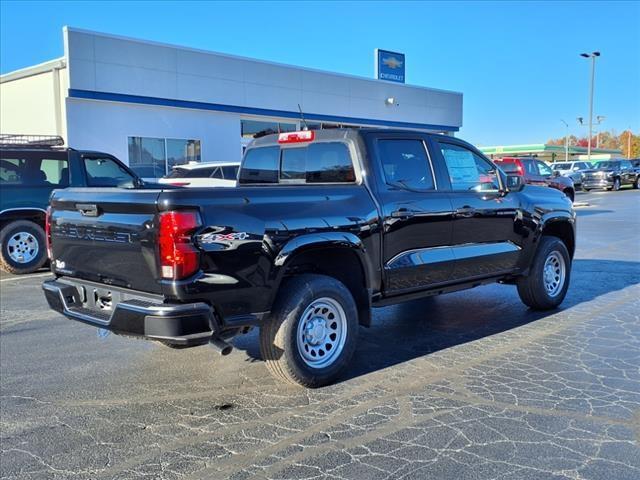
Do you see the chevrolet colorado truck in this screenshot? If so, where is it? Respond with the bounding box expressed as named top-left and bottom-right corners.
top-left (43, 129), bottom-right (576, 387)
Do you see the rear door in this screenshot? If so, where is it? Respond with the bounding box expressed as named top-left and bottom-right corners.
top-left (0, 150), bottom-right (69, 212)
top-left (522, 159), bottom-right (547, 186)
top-left (366, 133), bottom-right (455, 294)
top-left (620, 160), bottom-right (635, 184)
top-left (432, 138), bottom-right (523, 280)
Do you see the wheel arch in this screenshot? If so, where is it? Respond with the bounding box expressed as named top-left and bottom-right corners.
top-left (539, 216), bottom-right (576, 259)
top-left (273, 232), bottom-right (374, 327)
top-left (0, 208), bottom-right (47, 230)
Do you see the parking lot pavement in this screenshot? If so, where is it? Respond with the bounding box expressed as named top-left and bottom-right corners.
top-left (1, 190), bottom-right (639, 480)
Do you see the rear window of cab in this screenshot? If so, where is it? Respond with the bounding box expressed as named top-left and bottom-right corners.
top-left (239, 142), bottom-right (356, 185)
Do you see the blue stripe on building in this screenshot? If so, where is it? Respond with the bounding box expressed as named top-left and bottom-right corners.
top-left (68, 89), bottom-right (459, 132)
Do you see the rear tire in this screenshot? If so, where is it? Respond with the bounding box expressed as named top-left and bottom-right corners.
top-left (0, 220), bottom-right (48, 274)
top-left (260, 274), bottom-right (359, 387)
top-left (517, 236), bottom-right (571, 310)
top-left (634, 177), bottom-right (640, 189)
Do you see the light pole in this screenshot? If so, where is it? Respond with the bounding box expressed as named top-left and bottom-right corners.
top-left (560, 119), bottom-right (569, 162)
top-left (580, 51), bottom-right (601, 163)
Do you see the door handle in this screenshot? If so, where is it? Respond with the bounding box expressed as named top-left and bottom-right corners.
top-left (455, 206), bottom-right (476, 218)
top-left (391, 208), bottom-right (415, 219)
top-left (76, 203), bottom-right (99, 217)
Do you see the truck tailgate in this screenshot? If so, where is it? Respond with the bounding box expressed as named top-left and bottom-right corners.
top-left (49, 188), bottom-right (162, 294)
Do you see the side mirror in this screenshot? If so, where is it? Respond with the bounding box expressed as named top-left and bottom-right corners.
top-left (573, 166), bottom-right (580, 171)
top-left (506, 174), bottom-right (524, 191)
top-left (553, 170), bottom-right (561, 177)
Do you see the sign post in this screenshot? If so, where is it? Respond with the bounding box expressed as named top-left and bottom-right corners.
top-left (375, 49), bottom-right (405, 83)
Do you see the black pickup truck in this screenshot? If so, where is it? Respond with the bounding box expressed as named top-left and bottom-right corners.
top-left (43, 129), bottom-right (576, 387)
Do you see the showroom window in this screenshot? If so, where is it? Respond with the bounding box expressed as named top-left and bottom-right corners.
top-left (241, 120), bottom-right (297, 139)
top-left (128, 137), bottom-right (201, 178)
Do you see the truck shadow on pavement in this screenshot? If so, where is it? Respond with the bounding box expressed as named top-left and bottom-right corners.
top-left (340, 258), bottom-right (639, 382)
top-left (238, 258), bottom-right (639, 383)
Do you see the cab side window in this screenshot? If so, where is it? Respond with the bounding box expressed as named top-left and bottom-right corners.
top-left (536, 161), bottom-right (553, 176)
top-left (377, 139), bottom-right (435, 191)
top-left (438, 142), bottom-right (499, 191)
top-left (84, 156), bottom-right (135, 187)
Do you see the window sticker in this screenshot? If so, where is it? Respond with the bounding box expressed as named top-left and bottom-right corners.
top-left (442, 149), bottom-right (480, 185)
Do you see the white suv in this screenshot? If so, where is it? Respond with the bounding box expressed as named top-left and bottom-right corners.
top-left (552, 161), bottom-right (592, 186)
top-left (159, 162), bottom-right (239, 187)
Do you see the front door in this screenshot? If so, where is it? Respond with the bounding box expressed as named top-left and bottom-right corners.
top-left (432, 139), bottom-right (524, 280)
top-left (366, 134), bottom-right (455, 295)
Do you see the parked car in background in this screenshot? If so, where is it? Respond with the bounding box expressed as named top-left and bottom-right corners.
top-left (630, 158), bottom-right (640, 169)
top-left (581, 159), bottom-right (640, 191)
top-left (0, 134), bottom-right (140, 274)
top-left (43, 128), bottom-right (575, 387)
top-left (551, 161), bottom-right (593, 189)
top-left (158, 162), bottom-right (240, 187)
top-left (492, 157), bottom-right (575, 201)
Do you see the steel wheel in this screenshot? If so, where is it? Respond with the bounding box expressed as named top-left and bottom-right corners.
top-left (296, 297), bottom-right (347, 369)
top-left (7, 231), bottom-right (39, 264)
top-left (543, 251), bottom-right (566, 298)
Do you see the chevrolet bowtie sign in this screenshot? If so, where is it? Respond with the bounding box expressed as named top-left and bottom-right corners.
top-left (375, 49), bottom-right (405, 83)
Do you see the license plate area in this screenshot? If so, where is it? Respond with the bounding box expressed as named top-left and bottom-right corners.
top-left (57, 278), bottom-right (163, 315)
top-left (77, 286), bottom-right (122, 313)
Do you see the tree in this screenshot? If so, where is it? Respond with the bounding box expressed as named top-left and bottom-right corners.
top-left (546, 129), bottom-right (639, 158)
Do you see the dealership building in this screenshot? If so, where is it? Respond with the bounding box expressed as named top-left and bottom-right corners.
top-left (0, 27), bottom-right (463, 178)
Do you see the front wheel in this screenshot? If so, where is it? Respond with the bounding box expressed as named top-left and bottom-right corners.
top-left (634, 177), bottom-right (640, 189)
top-left (612, 178), bottom-right (621, 191)
top-left (563, 189), bottom-right (575, 202)
top-left (517, 236), bottom-right (571, 310)
top-left (260, 274), bottom-right (359, 387)
top-left (0, 220), bottom-right (48, 274)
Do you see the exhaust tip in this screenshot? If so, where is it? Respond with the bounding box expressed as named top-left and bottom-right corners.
top-left (209, 337), bottom-right (233, 356)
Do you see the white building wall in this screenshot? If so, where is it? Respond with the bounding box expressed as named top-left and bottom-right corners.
top-left (66, 98), bottom-right (241, 163)
top-left (64, 28), bottom-right (463, 129)
top-left (0, 68), bottom-right (61, 137)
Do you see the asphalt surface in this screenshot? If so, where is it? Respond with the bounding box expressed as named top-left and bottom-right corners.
top-left (1, 190), bottom-right (639, 480)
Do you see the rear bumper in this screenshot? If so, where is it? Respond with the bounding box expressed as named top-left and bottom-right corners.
top-left (42, 278), bottom-right (215, 346)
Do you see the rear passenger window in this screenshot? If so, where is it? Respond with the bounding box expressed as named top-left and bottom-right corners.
top-left (239, 146), bottom-right (279, 184)
top-left (378, 139), bottom-right (435, 191)
top-left (0, 156), bottom-right (69, 187)
top-left (281, 143), bottom-right (355, 184)
top-left (221, 166), bottom-right (239, 179)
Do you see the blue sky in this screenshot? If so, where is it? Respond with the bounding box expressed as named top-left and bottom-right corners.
top-left (1, 0), bottom-right (639, 146)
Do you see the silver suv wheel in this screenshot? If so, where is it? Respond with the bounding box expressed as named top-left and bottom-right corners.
top-left (7, 231), bottom-right (39, 264)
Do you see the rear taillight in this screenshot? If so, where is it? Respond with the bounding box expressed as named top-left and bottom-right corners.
top-left (158, 211), bottom-right (202, 280)
top-left (45, 206), bottom-right (52, 259)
